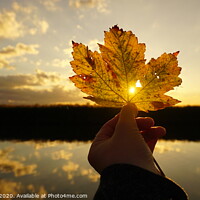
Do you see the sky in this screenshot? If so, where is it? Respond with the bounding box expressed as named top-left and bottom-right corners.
top-left (0, 0), bottom-right (200, 106)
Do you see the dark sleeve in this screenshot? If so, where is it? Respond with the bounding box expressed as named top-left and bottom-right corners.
top-left (94, 164), bottom-right (188, 200)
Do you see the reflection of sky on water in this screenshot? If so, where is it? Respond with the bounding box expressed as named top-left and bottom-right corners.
top-left (0, 140), bottom-right (200, 200)
top-left (0, 141), bottom-right (99, 199)
top-left (155, 140), bottom-right (200, 200)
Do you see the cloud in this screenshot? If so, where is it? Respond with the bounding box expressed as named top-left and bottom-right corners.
top-left (0, 179), bottom-right (22, 195)
top-left (0, 73), bottom-right (37, 89)
top-left (54, 46), bottom-right (60, 52)
top-left (0, 70), bottom-right (84, 105)
top-left (30, 18), bottom-right (49, 36)
top-left (26, 184), bottom-right (47, 196)
top-left (0, 85), bottom-right (83, 105)
top-left (0, 43), bottom-right (39, 69)
top-left (62, 161), bottom-right (79, 172)
top-left (35, 20), bottom-right (49, 34)
top-left (0, 11), bottom-right (24, 39)
top-left (40, 0), bottom-right (61, 11)
top-left (12, 1), bottom-right (36, 14)
top-left (0, 69), bottom-right (62, 89)
top-left (0, 43), bottom-right (39, 56)
top-left (81, 168), bottom-right (99, 182)
top-left (0, 160), bottom-right (37, 176)
top-left (0, 59), bottom-right (12, 69)
top-left (62, 161), bottom-right (79, 182)
top-left (51, 58), bottom-right (67, 68)
top-left (35, 69), bottom-right (61, 85)
top-left (76, 24), bottom-right (83, 30)
top-left (0, 147), bottom-right (37, 177)
top-left (51, 150), bottom-right (73, 160)
top-left (12, 1), bottom-right (49, 34)
top-left (155, 140), bottom-right (182, 154)
top-left (0, 147), bottom-right (14, 158)
top-left (64, 46), bottom-right (73, 57)
top-left (29, 140), bottom-right (61, 150)
top-left (69, 0), bottom-right (110, 13)
top-left (88, 39), bottom-right (103, 51)
top-left (0, 180), bottom-right (47, 197)
top-left (38, 186), bottom-right (47, 196)
top-left (0, 4), bottom-right (49, 40)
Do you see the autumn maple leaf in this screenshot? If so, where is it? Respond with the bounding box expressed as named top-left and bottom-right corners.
top-left (69, 25), bottom-right (182, 111)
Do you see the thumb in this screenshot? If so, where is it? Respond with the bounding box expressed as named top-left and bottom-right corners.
top-left (113, 103), bottom-right (139, 138)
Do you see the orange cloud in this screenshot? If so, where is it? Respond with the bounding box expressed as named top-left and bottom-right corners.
top-left (62, 161), bottom-right (79, 182)
top-left (51, 150), bottom-right (73, 160)
top-left (0, 179), bottom-right (22, 197)
top-left (0, 147), bottom-right (37, 177)
top-left (81, 168), bottom-right (99, 182)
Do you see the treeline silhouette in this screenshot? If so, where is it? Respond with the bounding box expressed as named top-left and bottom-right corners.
top-left (0, 105), bottom-right (199, 141)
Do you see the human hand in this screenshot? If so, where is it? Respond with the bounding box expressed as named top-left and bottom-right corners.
top-left (88, 104), bottom-right (166, 174)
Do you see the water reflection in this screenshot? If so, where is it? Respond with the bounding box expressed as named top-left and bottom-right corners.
top-left (0, 146), bottom-right (37, 177)
top-left (0, 140), bottom-right (99, 200)
top-left (154, 140), bottom-right (200, 200)
top-left (0, 140), bottom-right (200, 200)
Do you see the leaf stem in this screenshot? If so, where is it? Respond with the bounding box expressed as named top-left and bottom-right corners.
top-left (153, 157), bottom-right (165, 177)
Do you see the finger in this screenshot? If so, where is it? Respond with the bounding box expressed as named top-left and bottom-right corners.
top-left (141, 126), bottom-right (166, 152)
top-left (100, 114), bottom-right (154, 133)
top-left (136, 117), bottom-right (154, 130)
top-left (114, 103), bottom-right (139, 138)
top-left (142, 127), bottom-right (166, 152)
top-left (141, 126), bottom-right (166, 141)
top-left (94, 114), bottom-right (119, 141)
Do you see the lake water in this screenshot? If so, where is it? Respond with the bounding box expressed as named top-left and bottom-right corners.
top-left (0, 140), bottom-right (200, 200)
